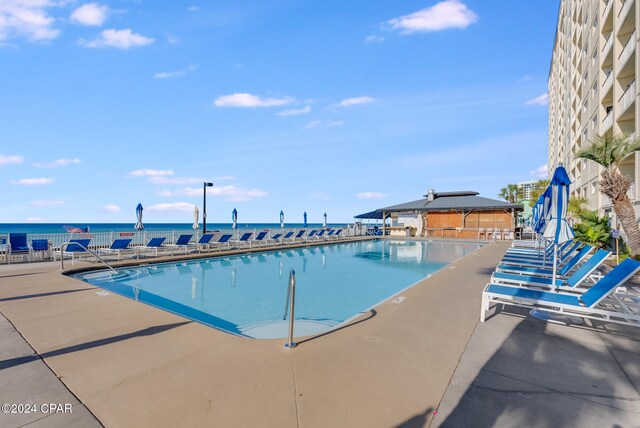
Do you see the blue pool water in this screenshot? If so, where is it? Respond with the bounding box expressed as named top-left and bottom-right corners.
top-left (74, 240), bottom-right (482, 339)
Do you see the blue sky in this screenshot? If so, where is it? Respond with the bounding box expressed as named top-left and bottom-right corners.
top-left (0, 0), bottom-right (558, 223)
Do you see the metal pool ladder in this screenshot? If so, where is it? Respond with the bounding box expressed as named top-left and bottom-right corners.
top-left (284, 269), bottom-right (297, 349)
top-left (60, 241), bottom-right (118, 273)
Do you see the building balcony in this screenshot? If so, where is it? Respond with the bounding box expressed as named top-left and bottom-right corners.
top-left (603, 110), bottom-right (614, 131)
top-left (617, 0), bottom-right (635, 34)
top-left (618, 30), bottom-right (636, 70)
top-left (602, 0), bottom-right (613, 21)
top-left (617, 80), bottom-right (636, 118)
top-left (602, 70), bottom-right (614, 94)
top-left (602, 32), bottom-right (613, 56)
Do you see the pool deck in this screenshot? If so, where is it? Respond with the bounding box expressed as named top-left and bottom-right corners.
top-left (0, 239), bottom-right (639, 427)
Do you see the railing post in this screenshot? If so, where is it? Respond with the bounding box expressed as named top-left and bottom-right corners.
top-left (285, 269), bottom-right (297, 349)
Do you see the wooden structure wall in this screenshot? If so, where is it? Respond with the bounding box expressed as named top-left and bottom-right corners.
top-left (421, 210), bottom-right (514, 230)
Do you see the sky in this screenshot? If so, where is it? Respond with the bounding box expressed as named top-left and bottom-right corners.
top-left (0, 0), bottom-right (559, 224)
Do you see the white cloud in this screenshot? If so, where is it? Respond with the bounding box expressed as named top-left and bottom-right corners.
top-left (365, 35), bottom-right (385, 44)
top-left (0, 154), bottom-right (24, 165)
top-left (31, 199), bottom-right (64, 206)
top-left (25, 217), bottom-right (44, 222)
top-left (530, 164), bottom-right (548, 179)
top-left (102, 204), bottom-right (121, 212)
top-left (153, 64), bottom-right (197, 79)
top-left (166, 34), bottom-right (180, 45)
top-left (80, 28), bottom-right (155, 49)
top-left (277, 105), bottom-right (311, 116)
top-left (309, 192), bottom-right (331, 201)
top-left (149, 176), bottom-right (202, 185)
top-left (70, 3), bottom-right (109, 26)
top-left (147, 202), bottom-right (197, 213)
top-left (304, 120), bottom-right (345, 129)
top-left (356, 192), bottom-right (388, 199)
top-left (129, 168), bottom-right (174, 177)
top-left (525, 93), bottom-right (549, 106)
top-left (187, 6), bottom-right (200, 12)
top-left (158, 185), bottom-right (268, 202)
top-left (10, 177), bottom-right (54, 185)
top-left (214, 93), bottom-right (294, 108)
top-left (33, 158), bottom-right (81, 168)
top-left (336, 96), bottom-right (375, 107)
top-left (0, 0), bottom-right (61, 43)
top-left (387, 0), bottom-right (478, 34)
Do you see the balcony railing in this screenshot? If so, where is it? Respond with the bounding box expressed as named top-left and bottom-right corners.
top-left (617, 0), bottom-right (634, 32)
top-left (618, 80), bottom-right (636, 116)
top-left (602, 110), bottom-right (614, 130)
top-left (602, 33), bottom-right (613, 55)
top-left (602, 0), bottom-right (613, 20)
top-left (602, 70), bottom-right (614, 93)
top-left (618, 30), bottom-right (636, 68)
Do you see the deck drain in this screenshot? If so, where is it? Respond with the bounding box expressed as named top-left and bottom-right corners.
top-left (391, 297), bottom-right (406, 304)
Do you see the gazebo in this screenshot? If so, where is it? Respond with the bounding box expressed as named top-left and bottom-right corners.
top-left (371, 190), bottom-right (523, 239)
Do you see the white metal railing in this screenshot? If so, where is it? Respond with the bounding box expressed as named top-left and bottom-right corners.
top-left (618, 80), bottom-right (636, 115)
top-left (618, 31), bottom-right (636, 67)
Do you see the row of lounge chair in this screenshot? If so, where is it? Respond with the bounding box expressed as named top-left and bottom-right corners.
top-left (56, 228), bottom-right (348, 264)
top-left (480, 238), bottom-right (640, 327)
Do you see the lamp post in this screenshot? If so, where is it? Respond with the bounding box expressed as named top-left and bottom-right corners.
top-left (203, 182), bottom-right (213, 232)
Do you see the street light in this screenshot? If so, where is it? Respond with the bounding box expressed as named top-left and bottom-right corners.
top-left (203, 182), bottom-right (213, 232)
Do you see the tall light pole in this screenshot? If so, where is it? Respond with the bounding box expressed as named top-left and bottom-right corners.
top-left (203, 182), bottom-right (213, 232)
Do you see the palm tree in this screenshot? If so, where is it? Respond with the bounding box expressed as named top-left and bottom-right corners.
top-left (498, 184), bottom-right (518, 203)
top-left (577, 130), bottom-right (640, 255)
top-left (568, 196), bottom-right (587, 221)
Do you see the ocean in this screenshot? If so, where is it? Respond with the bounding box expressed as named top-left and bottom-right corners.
top-left (0, 223), bottom-right (344, 235)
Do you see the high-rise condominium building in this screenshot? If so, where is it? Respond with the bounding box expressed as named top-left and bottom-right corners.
top-left (548, 0), bottom-right (639, 222)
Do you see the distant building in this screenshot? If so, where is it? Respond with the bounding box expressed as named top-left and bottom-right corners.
top-left (517, 180), bottom-right (539, 201)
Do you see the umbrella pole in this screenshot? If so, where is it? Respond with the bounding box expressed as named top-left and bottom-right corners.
top-left (551, 243), bottom-right (558, 292)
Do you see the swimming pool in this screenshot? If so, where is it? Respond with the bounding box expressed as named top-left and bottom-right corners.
top-left (75, 239), bottom-right (482, 339)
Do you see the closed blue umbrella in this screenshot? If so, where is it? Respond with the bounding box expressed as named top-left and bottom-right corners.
top-left (303, 211), bottom-right (308, 228)
top-left (232, 208), bottom-right (238, 229)
top-left (280, 210), bottom-right (285, 229)
top-left (542, 164), bottom-right (574, 290)
top-left (135, 203), bottom-right (144, 231)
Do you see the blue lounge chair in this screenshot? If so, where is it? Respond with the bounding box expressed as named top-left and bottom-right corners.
top-left (315, 230), bottom-right (327, 241)
top-left (7, 233), bottom-right (32, 263)
top-left (491, 250), bottom-right (611, 292)
top-left (291, 230), bottom-right (306, 243)
top-left (61, 238), bottom-right (92, 264)
top-left (235, 232), bottom-right (253, 247)
top-left (481, 258), bottom-right (640, 327)
top-left (167, 234), bottom-right (193, 254)
top-left (31, 239), bottom-right (51, 261)
top-left (305, 230), bottom-right (318, 242)
top-left (250, 231), bottom-right (269, 248)
top-left (98, 238), bottom-right (133, 260)
top-left (137, 237), bottom-right (166, 257)
top-left (496, 245), bottom-right (593, 278)
top-left (195, 234), bottom-right (215, 252)
top-left (269, 233), bottom-right (283, 245)
top-left (501, 242), bottom-right (582, 266)
top-left (333, 229), bottom-right (343, 239)
top-left (503, 240), bottom-right (573, 260)
top-left (211, 234), bottom-right (233, 251)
